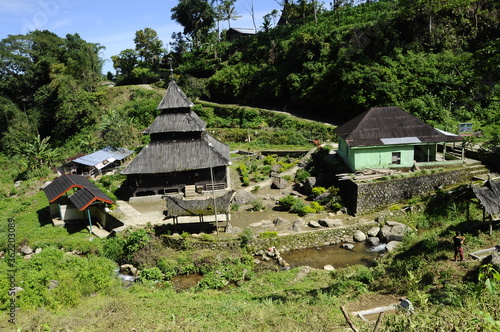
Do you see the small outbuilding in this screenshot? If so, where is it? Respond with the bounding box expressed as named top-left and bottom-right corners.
top-left (226, 28), bottom-right (255, 41)
top-left (467, 178), bottom-right (500, 235)
top-left (60, 146), bottom-right (134, 177)
top-left (42, 174), bottom-right (116, 234)
top-left (334, 106), bottom-right (463, 172)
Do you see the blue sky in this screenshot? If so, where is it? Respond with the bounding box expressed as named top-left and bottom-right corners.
top-left (0, 0), bottom-right (282, 74)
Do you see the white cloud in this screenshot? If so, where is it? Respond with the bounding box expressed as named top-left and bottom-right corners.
top-left (0, 1), bottom-right (37, 15)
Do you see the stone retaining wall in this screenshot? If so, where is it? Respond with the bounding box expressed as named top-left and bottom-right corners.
top-left (161, 222), bottom-right (378, 252)
top-left (339, 168), bottom-right (472, 215)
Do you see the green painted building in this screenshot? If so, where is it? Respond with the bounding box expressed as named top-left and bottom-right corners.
top-left (335, 107), bottom-right (463, 172)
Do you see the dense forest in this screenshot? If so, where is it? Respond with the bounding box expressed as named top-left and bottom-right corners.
top-left (1, 1), bottom-right (499, 174)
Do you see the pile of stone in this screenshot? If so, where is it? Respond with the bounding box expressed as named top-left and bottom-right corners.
top-left (341, 221), bottom-right (415, 253)
top-left (254, 247), bottom-right (290, 270)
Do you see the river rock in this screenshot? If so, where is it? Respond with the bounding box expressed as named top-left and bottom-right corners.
top-left (303, 177), bottom-right (317, 195)
top-left (273, 217), bottom-right (289, 227)
top-left (367, 227), bottom-right (381, 237)
top-left (120, 264), bottom-right (138, 276)
top-left (367, 237), bottom-right (381, 246)
top-left (341, 243), bottom-right (355, 250)
top-left (290, 219), bottom-right (304, 232)
top-left (0, 251), bottom-right (4, 259)
top-left (271, 177), bottom-right (288, 189)
top-left (484, 250), bottom-right (500, 270)
top-left (48, 280), bottom-right (59, 290)
top-left (318, 218), bottom-right (343, 227)
top-left (308, 220), bottom-right (321, 228)
top-left (20, 245), bottom-right (33, 255)
top-left (230, 226), bottom-right (242, 235)
top-left (353, 230), bottom-right (367, 242)
top-left (380, 222), bottom-right (413, 242)
top-left (232, 189), bottom-right (258, 205)
top-left (386, 241), bottom-right (401, 252)
top-left (10, 287), bottom-right (23, 295)
top-left (323, 264), bottom-right (335, 271)
top-left (35, 247), bottom-right (43, 254)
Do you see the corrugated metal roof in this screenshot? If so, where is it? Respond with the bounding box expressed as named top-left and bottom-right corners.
top-left (228, 28), bottom-right (256, 34)
top-left (157, 80), bottom-right (194, 110)
top-left (70, 146), bottom-right (134, 167)
top-left (380, 137), bottom-right (421, 145)
top-left (335, 107), bottom-right (463, 147)
top-left (122, 134), bottom-right (230, 175)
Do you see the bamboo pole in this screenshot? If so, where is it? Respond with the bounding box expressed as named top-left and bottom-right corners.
top-left (373, 312), bottom-right (384, 332)
top-left (340, 306), bottom-right (359, 332)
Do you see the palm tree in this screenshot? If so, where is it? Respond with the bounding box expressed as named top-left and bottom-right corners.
top-left (222, 0), bottom-right (241, 28)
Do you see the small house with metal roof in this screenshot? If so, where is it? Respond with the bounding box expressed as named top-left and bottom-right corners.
top-left (60, 146), bottom-right (134, 177)
top-left (334, 107), bottom-right (463, 172)
top-left (226, 28), bottom-right (255, 41)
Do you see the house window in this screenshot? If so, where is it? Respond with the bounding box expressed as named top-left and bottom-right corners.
top-left (391, 152), bottom-right (401, 165)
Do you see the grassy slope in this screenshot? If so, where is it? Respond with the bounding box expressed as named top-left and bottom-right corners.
top-left (0, 86), bottom-right (499, 331)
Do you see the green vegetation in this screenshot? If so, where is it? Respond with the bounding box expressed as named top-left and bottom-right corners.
top-left (1, 0), bottom-right (500, 330)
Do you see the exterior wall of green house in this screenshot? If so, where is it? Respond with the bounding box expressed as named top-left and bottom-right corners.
top-left (338, 137), bottom-right (438, 171)
top-left (351, 145), bottom-right (414, 170)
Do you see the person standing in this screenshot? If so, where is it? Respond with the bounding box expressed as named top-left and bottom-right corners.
top-left (453, 231), bottom-right (465, 261)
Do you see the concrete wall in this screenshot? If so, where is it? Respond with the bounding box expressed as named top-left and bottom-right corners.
top-left (338, 168), bottom-right (472, 214)
top-left (59, 205), bottom-right (84, 220)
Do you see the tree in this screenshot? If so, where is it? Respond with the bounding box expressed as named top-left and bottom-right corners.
top-left (133, 28), bottom-right (164, 65)
top-left (242, 0), bottom-right (257, 31)
top-left (221, 0), bottom-right (241, 28)
top-left (112, 49), bottom-right (139, 78)
top-left (171, 0), bottom-right (217, 49)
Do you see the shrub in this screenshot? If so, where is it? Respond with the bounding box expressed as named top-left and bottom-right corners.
top-left (251, 186), bottom-right (260, 194)
top-left (309, 201), bottom-right (324, 212)
top-left (263, 155), bottom-right (276, 165)
top-left (140, 267), bottom-right (164, 283)
top-left (295, 168), bottom-right (310, 183)
top-left (258, 231), bottom-right (278, 239)
top-left (239, 228), bottom-right (253, 247)
top-left (250, 200), bottom-right (264, 211)
top-left (231, 203), bottom-right (240, 211)
top-left (278, 195), bottom-right (301, 210)
top-left (311, 186), bottom-right (327, 197)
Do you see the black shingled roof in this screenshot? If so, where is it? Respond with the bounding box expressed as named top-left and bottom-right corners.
top-left (43, 174), bottom-right (114, 210)
top-left (335, 106), bottom-right (462, 147)
top-left (69, 187), bottom-right (114, 211)
top-left (43, 174), bottom-right (95, 202)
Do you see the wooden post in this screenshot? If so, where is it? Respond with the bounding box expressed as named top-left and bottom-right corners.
top-left (340, 306), bottom-right (359, 332)
top-left (373, 312), bottom-right (384, 332)
top-left (87, 209), bottom-right (92, 233)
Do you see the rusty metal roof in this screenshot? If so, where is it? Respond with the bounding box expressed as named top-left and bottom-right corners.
top-left (335, 107), bottom-right (462, 147)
